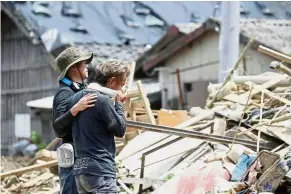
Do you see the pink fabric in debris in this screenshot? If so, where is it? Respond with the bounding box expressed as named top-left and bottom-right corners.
top-left (175, 161), bottom-right (231, 194)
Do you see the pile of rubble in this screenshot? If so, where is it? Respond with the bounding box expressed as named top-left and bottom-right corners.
top-left (114, 45), bottom-right (291, 193)
top-left (1, 45), bottom-right (291, 194)
top-left (0, 151), bottom-right (59, 194)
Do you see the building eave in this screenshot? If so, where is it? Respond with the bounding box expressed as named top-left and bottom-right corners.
top-left (140, 17), bottom-right (291, 73)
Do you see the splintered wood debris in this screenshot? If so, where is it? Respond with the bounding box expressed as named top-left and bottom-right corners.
top-left (1, 45), bottom-right (291, 193)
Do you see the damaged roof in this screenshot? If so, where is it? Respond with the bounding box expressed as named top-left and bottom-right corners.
top-left (137, 18), bottom-right (291, 72)
top-left (239, 19), bottom-right (291, 56)
top-left (2, 1), bottom-right (291, 53)
top-left (74, 43), bottom-right (150, 65)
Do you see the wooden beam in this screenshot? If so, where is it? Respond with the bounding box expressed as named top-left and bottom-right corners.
top-left (130, 98), bottom-right (144, 109)
top-left (175, 109), bottom-right (216, 129)
top-left (158, 110), bottom-right (188, 127)
top-left (233, 75), bottom-right (291, 86)
top-left (126, 90), bottom-right (140, 98)
top-left (213, 118), bottom-right (226, 136)
top-left (0, 160), bottom-right (58, 179)
top-left (121, 177), bottom-right (166, 185)
top-left (136, 80), bottom-right (156, 125)
top-left (176, 68), bottom-right (184, 109)
top-left (258, 45), bottom-right (291, 64)
top-left (245, 81), bottom-right (291, 106)
top-left (269, 61), bottom-right (291, 76)
top-left (117, 179), bottom-right (135, 194)
top-left (223, 77), bottom-right (284, 105)
top-left (45, 138), bottom-right (62, 150)
top-left (126, 62), bottom-right (136, 91)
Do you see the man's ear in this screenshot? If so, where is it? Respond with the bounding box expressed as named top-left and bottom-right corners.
top-left (111, 77), bottom-right (117, 84)
top-left (108, 77), bottom-right (116, 86)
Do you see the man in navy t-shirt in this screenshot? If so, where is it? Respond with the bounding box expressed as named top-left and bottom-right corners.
top-left (68, 59), bottom-right (129, 194)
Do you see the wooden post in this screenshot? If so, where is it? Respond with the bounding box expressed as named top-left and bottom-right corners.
top-left (136, 80), bottom-right (156, 125)
top-left (242, 56), bottom-right (247, 75)
top-left (176, 68), bottom-right (184, 109)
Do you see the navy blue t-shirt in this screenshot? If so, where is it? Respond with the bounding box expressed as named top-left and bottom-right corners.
top-left (68, 89), bottom-right (126, 177)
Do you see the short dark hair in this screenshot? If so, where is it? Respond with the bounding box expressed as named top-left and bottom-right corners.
top-left (93, 59), bottom-right (130, 86)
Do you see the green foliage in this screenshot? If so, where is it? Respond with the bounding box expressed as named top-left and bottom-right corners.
top-left (166, 173), bottom-right (175, 180)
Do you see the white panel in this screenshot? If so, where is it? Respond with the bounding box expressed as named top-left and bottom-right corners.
top-left (15, 114), bottom-right (31, 138)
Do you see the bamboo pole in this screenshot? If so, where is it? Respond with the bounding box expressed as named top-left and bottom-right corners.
top-left (207, 38), bottom-right (255, 109)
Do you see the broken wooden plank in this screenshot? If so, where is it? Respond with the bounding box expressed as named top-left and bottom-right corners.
top-left (223, 77), bottom-right (283, 105)
top-left (238, 113), bottom-right (291, 136)
top-left (270, 112), bottom-right (291, 123)
top-left (0, 160), bottom-right (58, 179)
top-left (207, 38), bottom-right (255, 108)
top-left (136, 80), bottom-right (156, 125)
top-left (35, 149), bottom-right (57, 161)
top-left (45, 138), bottom-right (62, 150)
top-left (158, 110), bottom-right (188, 127)
top-left (23, 172), bottom-right (54, 188)
top-left (136, 114), bottom-right (150, 123)
top-left (126, 90), bottom-right (140, 98)
top-left (269, 61), bottom-right (291, 76)
top-left (236, 127), bottom-right (260, 141)
top-left (121, 177), bottom-right (166, 185)
top-left (175, 106), bottom-right (224, 129)
top-left (213, 118), bottom-right (226, 136)
top-left (117, 179), bottom-right (135, 194)
top-left (245, 81), bottom-right (291, 106)
top-left (233, 75), bottom-right (291, 86)
top-left (130, 98), bottom-right (144, 109)
top-left (258, 45), bottom-right (291, 64)
top-left (45, 186), bottom-right (60, 194)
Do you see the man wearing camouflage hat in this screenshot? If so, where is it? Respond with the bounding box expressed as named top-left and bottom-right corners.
top-left (53, 47), bottom-right (97, 194)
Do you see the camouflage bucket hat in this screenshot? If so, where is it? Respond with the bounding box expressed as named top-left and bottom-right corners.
top-left (56, 47), bottom-right (93, 81)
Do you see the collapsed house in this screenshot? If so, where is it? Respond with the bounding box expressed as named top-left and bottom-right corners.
top-left (134, 18), bottom-right (291, 110)
top-left (1, 44), bottom-right (291, 194)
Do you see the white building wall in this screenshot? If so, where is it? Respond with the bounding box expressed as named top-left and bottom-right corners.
top-left (162, 30), bottom-right (275, 109)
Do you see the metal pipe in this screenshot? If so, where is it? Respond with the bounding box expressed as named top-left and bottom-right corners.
top-left (126, 121), bottom-right (274, 150)
top-left (138, 136), bottom-right (184, 193)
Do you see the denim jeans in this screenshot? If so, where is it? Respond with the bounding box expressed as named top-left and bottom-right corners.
top-left (75, 174), bottom-right (117, 194)
top-left (59, 166), bottom-right (78, 194)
